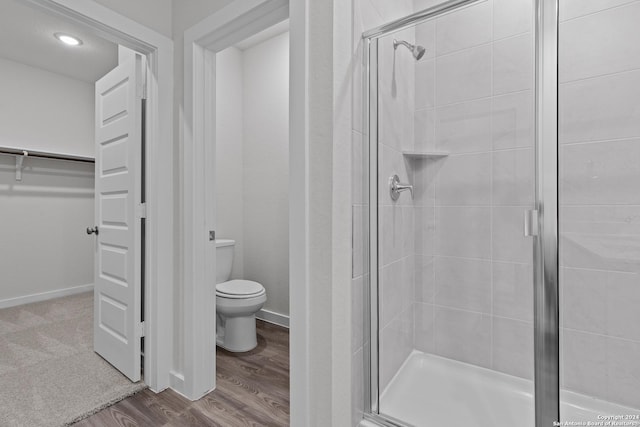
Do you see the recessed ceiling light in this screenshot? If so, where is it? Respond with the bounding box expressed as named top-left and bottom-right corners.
top-left (54, 33), bottom-right (83, 46)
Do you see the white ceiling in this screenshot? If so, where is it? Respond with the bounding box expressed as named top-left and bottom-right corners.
top-left (0, 0), bottom-right (118, 83)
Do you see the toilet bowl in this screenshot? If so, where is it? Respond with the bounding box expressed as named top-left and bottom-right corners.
top-left (215, 240), bottom-right (266, 352)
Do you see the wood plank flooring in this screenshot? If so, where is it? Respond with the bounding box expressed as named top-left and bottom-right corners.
top-left (74, 321), bottom-right (289, 427)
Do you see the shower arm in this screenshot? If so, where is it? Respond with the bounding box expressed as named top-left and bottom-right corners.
top-left (393, 39), bottom-right (413, 51)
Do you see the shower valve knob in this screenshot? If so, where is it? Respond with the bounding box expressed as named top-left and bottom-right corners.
top-left (390, 174), bottom-right (413, 201)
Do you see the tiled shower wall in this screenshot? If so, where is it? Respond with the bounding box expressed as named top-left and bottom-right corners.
top-left (356, 0), bottom-right (538, 392)
top-left (355, 0), bottom-right (538, 404)
top-left (559, 0), bottom-right (640, 410)
top-left (352, 0), bottom-right (640, 424)
top-left (410, 0), bottom-right (537, 380)
top-left (376, 25), bottom-right (418, 392)
top-left (353, 0), bottom-right (538, 421)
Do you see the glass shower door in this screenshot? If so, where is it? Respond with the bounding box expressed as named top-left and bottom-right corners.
top-left (366, 1), bottom-right (538, 425)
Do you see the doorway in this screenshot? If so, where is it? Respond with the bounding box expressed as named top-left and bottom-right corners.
top-left (180, 0), bottom-right (291, 400)
top-left (214, 22), bottom-right (290, 331)
top-left (0, 0), bottom-right (173, 413)
top-left (0, 2), bottom-right (149, 423)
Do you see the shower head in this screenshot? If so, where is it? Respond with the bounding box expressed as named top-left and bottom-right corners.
top-left (393, 39), bottom-right (426, 60)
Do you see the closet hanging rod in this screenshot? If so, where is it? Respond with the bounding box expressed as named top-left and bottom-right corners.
top-left (0, 146), bottom-right (94, 163)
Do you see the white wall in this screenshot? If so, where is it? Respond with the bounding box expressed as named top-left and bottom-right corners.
top-left (0, 56), bottom-right (97, 306)
top-left (0, 57), bottom-right (95, 157)
top-left (0, 155), bottom-right (94, 306)
top-left (242, 31), bottom-right (290, 316)
top-left (215, 46), bottom-right (245, 280)
top-left (215, 32), bottom-right (290, 317)
top-left (93, 0), bottom-right (172, 38)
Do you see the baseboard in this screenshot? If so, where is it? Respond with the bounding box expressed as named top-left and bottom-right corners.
top-left (169, 371), bottom-right (185, 396)
top-left (0, 283), bottom-right (94, 309)
top-left (256, 308), bottom-right (289, 328)
top-left (169, 371), bottom-right (215, 402)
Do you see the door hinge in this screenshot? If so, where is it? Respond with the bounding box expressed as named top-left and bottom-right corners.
top-left (136, 55), bottom-right (147, 100)
top-left (142, 60), bottom-right (148, 100)
top-left (137, 203), bottom-right (147, 219)
top-left (139, 78), bottom-right (147, 100)
top-left (138, 321), bottom-right (145, 338)
top-left (136, 79), bottom-right (146, 100)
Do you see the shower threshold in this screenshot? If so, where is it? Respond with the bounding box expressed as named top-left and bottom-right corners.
top-left (378, 351), bottom-right (639, 427)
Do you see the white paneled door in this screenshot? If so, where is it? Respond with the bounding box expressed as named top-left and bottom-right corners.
top-left (92, 55), bottom-right (145, 382)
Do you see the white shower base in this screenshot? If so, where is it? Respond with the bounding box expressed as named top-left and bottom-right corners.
top-left (375, 351), bottom-right (639, 427)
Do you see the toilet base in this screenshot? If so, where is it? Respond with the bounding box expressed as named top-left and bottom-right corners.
top-left (216, 313), bottom-right (258, 352)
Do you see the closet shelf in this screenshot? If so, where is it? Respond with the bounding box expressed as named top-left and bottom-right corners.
top-left (0, 146), bottom-right (94, 163)
top-left (402, 150), bottom-right (449, 159)
top-left (0, 146), bottom-right (94, 181)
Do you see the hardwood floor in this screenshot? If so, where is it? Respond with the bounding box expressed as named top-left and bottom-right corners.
top-left (74, 321), bottom-right (290, 427)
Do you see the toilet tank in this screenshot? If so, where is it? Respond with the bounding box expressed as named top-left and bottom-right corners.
top-left (215, 239), bottom-right (235, 283)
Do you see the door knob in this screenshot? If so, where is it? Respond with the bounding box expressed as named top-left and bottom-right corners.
top-left (86, 226), bottom-right (99, 235)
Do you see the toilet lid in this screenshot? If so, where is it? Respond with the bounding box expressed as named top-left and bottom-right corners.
top-left (216, 280), bottom-right (265, 297)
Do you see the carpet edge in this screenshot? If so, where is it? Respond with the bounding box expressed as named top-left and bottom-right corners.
top-left (63, 383), bottom-right (148, 426)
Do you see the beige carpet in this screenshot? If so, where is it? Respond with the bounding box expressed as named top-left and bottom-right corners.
top-left (0, 292), bottom-right (146, 427)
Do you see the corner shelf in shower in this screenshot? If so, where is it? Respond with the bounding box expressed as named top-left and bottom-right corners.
top-left (402, 150), bottom-right (449, 159)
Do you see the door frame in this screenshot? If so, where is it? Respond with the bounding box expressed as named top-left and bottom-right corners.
top-left (27, 0), bottom-right (174, 392)
top-left (180, 0), bottom-right (291, 401)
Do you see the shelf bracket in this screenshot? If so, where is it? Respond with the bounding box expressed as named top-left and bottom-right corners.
top-left (15, 151), bottom-right (28, 181)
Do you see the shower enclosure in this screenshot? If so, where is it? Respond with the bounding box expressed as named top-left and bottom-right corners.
top-left (358, 0), bottom-right (640, 426)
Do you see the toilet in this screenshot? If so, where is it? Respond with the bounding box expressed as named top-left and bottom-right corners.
top-left (215, 239), bottom-right (266, 352)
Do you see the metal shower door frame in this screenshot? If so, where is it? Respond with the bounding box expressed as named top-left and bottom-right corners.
top-left (533, 0), bottom-right (560, 425)
top-left (361, 0), bottom-right (560, 425)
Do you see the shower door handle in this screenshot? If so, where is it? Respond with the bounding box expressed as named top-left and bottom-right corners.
top-left (524, 210), bottom-right (538, 237)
